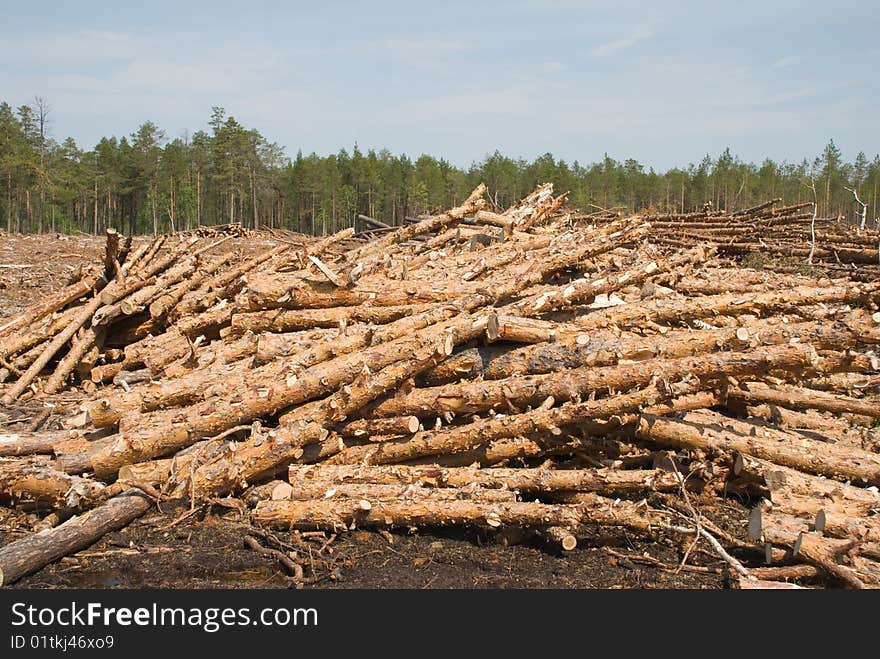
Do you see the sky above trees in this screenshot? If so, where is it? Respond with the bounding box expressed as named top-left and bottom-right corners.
top-left (1, 0), bottom-right (876, 170)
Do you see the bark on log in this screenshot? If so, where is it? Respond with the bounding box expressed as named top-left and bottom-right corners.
top-left (0, 459), bottom-right (105, 508)
top-left (730, 381), bottom-right (880, 420)
top-left (0, 489), bottom-right (152, 586)
top-left (331, 379), bottom-right (700, 466)
top-left (285, 482), bottom-right (518, 504)
top-left (169, 244), bottom-right (290, 321)
top-left (366, 343), bottom-right (815, 418)
top-left (252, 497), bottom-right (582, 531)
top-left (574, 283), bottom-right (880, 332)
top-left (637, 410), bottom-right (880, 485)
top-left (229, 304), bottom-right (426, 334)
top-left (336, 416), bottom-right (421, 439)
top-left (0, 274), bottom-right (99, 342)
top-left (287, 464), bottom-right (681, 494)
top-left (0, 432), bottom-right (78, 458)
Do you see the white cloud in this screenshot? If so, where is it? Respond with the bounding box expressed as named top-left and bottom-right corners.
top-left (773, 55), bottom-right (798, 68)
top-left (591, 26), bottom-right (653, 57)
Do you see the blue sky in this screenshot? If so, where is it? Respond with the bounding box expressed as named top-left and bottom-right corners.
top-left (1, 1), bottom-right (876, 169)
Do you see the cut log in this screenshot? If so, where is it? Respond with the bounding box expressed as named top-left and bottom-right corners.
top-left (0, 431), bottom-right (77, 458)
top-left (730, 381), bottom-right (880, 420)
top-left (330, 379), bottom-right (700, 466)
top-left (366, 343), bottom-right (816, 418)
top-left (252, 497), bottom-right (582, 531)
top-left (287, 464), bottom-right (681, 495)
top-left (229, 304), bottom-right (426, 334)
top-left (637, 410), bottom-right (880, 485)
top-left (0, 489), bottom-right (152, 586)
top-left (336, 416), bottom-right (421, 439)
top-left (0, 459), bottom-right (106, 508)
top-left (285, 482), bottom-right (518, 504)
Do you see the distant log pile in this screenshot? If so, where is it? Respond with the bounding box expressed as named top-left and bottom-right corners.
top-left (1, 185), bottom-right (880, 589)
top-left (624, 199), bottom-right (880, 276)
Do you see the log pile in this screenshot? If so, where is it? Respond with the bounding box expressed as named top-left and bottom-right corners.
top-left (1, 184), bottom-right (880, 589)
top-left (622, 199), bottom-right (880, 277)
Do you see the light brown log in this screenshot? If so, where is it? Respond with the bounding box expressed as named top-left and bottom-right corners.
top-left (513, 246), bottom-right (711, 316)
top-left (285, 482), bottom-right (517, 504)
top-left (421, 436), bottom-right (548, 468)
top-left (637, 411), bottom-right (880, 485)
top-left (330, 379), bottom-right (699, 466)
top-left (481, 318), bottom-right (860, 379)
top-left (733, 454), bottom-right (879, 509)
top-left (0, 274), bottom-right (99, 341)
top-left (240, 274), bottom-right (459, 311)
top-left (745, 403), bottom-right (858, 438)
top-left (252, 497), bottom-right (582, 531)
top-left (543, 526), bottom-right (577, 551)
top-left (288, 464), bottom-right (681, 495)
top-left (90, 361), bottom-right (124, 384)
top-left (574, 282), bottom-right (880, 332)
top-left (367, 343), bottom-right (816, 418)
top-left (116, 437), bottom-right (232, 487)
top-left (336, 416), bottom-right (421, 439)
top-left (0, 304), bottom-right (81, 359)
top-left (346, 184), bottom-right (487, 265)
top-left (43, 328), bottom-right (99, 394)
top-left (731, 381), bottom-right (880, 420)
top-left (0, 431), bottom-right (78, 458)
top-left (280, 354), bottom-right (443, 427)
top-left (148, 251), bottom-right (236, 320)
top-left (0, 459), bottom-right (106, 508)
top-left (474, 209), bottom-right (514, 231)
top-left (229, 304), bottom-right (426, 334)
top-left (92, 256), bottom-right (197, 327)
top-left (0, 489), bottom-right (152, 586)
top-left (170, 243), bottom-right (290, 321)
top-left (184, 421), bottom-right (329, 495)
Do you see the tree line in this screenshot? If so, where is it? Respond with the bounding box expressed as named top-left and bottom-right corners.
top-left (1, 97), bottom-right (878, 236)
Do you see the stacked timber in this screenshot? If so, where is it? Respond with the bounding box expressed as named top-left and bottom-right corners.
top-left (1, 184), bottom-right (880, 589)
top-left (622, 199), bottom-right (880, 276)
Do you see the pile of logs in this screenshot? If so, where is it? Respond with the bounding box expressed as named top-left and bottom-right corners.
top-left (634, 199), bottom-right (880, 277)
top-left (1, 183), bottom-right (880, 589)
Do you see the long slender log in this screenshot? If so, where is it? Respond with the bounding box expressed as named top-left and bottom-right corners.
top-left (637, 410), bottom-right (880, 485)
top-left (366, 343), bottom-right (816, 418)
top-left (288, 464), bottom-right (681, 494)
top-left (229, 304), bottom-right (426, 334)
top-left (0, 459), bottom-right (106, 508)
top-left (336, 416), bottom-right (421, 439)
top-left (252, 497), bottom-right (582, 531)
top-left (511, 245), bottom-right (711, 316)
top-left (43, 328), bottom-right (101, 394)
top-left (0, 489), bottom-right (152, 586)
top-left (171, 243), bottom-right (290, 316)
top-left (573, 283), bottom-right (880, 332)
top-left (0, 304), bottom-right (82, 359)
top-left (730, 381), bottom-right (880, 420)
top-left (148, 251), bottom-right (236, 320)
top-left (92, 256), bottom-right (198, 327)
top-left (285, 482), bottom-right (518, 504)
top-left (0, 431), bottom-right (79, 457)
top-left (279, 354), bottom-right (442, 426)
top-left (0, 274), bottom-right (99, 341)
top-left (330, 379), bottom-right (700, 466)
top-left (345, 184), bottom-right (487, 264)
top-left (481, 318), bottom-right (864, 379)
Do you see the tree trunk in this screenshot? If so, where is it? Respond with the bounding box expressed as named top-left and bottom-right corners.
top-left (0, 489), bottom-right (151, 586)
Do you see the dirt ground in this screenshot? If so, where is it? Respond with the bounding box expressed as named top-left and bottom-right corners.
top-left (2, 500), bottom-right (734, 589)
top-left (0, 233), bottom-right (740, 589)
